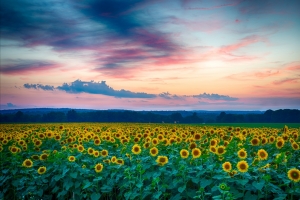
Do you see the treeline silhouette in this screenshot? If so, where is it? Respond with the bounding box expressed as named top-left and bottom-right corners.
top-left (216, 109), bottom-right (300, 123)
top-left (0, 109), bottom-right (299, 123)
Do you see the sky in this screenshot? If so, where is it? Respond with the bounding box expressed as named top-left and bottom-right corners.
top-left (1, 0), bottom-right (300, 111)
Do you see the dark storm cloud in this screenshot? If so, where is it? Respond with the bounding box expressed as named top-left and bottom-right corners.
top-left (0, 0), bottom-right (176, 50)
top-left (77, 0), bottom-right (143, 36)
top-left (0, 0), bottom-right (102, 50)
top-left (1, 0), bottom-right (178, 70)
top-left (76, 0), bottom-right (177, 68)
top-left (193, 93), bottom-right (238, 101)
top-left (0, 59), bottom-right (60, 75)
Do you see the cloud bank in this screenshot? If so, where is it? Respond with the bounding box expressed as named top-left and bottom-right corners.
top-left (23, 80), bottom-right (238, 101)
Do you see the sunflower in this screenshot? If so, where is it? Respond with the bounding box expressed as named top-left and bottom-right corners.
top-left (287, 168), bottom-right (300, 182)
top-left (162, 139), bottom-right (169, 146)
top-left (82, 165), bottom-right (86, 169)
top-left (68, 156), bottom-right (76, 162)
top-left (292, 133), bottom-right (298, 140)
top-left (77, 145), bottom-right (84, 152)
top-left (261, 137), bottom-right (268, 145)
top-left (87, 147), bottom-right (94, 155)
top-left (152, 138), bottom-right (159, 146)
top-left (192, 148), bottom-right (201, 159)
top-left (116, 159), bottom-right (124, 165)
top-left (210, 139), bottom-right (218, 147)
top-left (18, 140), bottom-right (25, 146)
top-left (180, 149), bottom-right (189, 159)
top-left (223, 141), bottom-right (229, 147)
top-left (250, 138), bottom-right (260, 146)
top-left (257, 149), bottom-right (268, 160)
top-left (131, 144), bottom-right (142, 155)
top-left (93, 150), bottom-right (100, 157)
top-left (111, 156), bottom-right (117, 163)
top-left (218, 156), bottom-right (224, 161)
top-left (157, 134), bottom-right (164, 141)
top-left (276, 140), bottom-right (284, 149)
top-left (94, 163), bottom-right (104, 173)
top-left (237, 149), bottom-right (247, 159)
top-left (143, 142), bottom-right (150, 149)
top-left (38, 133), bottom-right (45, 139)
top-left (55, 135), bottom-right (61, 141)
top-left (38, 166), bottom-right (46, 175)
top-left (2, 139), bottom-right (8, 145)
top-left (169, 138), bottom-right (176, 144)
top-left (34, 139), bottom-right (42, 147)
top-left (31, 155), bottom-right (39, 160)
top-left (133, 137), bottom-right (140, 143)
top-left (228, 170), bottom-right (237, 177)
top-left (22, 159), bottom-right (33, 168)
top-left (156, 156), bottom-right (168, 166)
top-left (121, 139), bottom-right (129, 145)
top-left (40, 153), bottom-right (48, 161)
top-left (237, 160), bottom-right (249, 173)
top-left (269, 136), bottom-right (275, 143)
top-left (150, 147), bottom-right (159, 157)
top-left (10, 146), bottom-right (18, 154)
top-left (209, 146), bottom-right (217, 153)
top-left (94, 139), bottom-right (101, 146)
top-left (103, 159), bottom-right (111, 164)
top-left (193, 133), bottom-right (201, 141)
top-left (222, 161), bottom-right (232, 172)
top-left (219, 183), bottom-right (227, 190)
top-left (189, 142), bottom-right (197, 150)
top-left (291, 142), bottom-right (299, 150)
top-left (216, 146), bottom-right (226, 156)
top-left (101, 150), bottom-right (108, 157)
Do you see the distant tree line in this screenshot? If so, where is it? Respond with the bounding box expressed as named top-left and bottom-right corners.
top-left (216, 109), bottom-right (300, 123)
top-left (0, 110), bottom-right (203, 123)
top-left (0, 109), bottom-right (299, 123)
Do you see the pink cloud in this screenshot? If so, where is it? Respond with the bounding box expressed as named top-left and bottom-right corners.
top-left (285, 62), bottom-right (300, 71)
top-left (219, 35), bottom-right (262, 53)
top-left (273, 78), bottom-right (299, 85)
top-left (226, 70), bottom-right (280, 81)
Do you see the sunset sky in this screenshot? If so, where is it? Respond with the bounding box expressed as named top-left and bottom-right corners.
top-left (1, 0), bottom-right (300, 111)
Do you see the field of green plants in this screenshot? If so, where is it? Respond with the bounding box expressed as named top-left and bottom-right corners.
top-left (0, 123), bottom-right (299, 200)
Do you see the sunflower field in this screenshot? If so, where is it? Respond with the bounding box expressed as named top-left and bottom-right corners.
top-left (0, 123), bottom-right (299, 200)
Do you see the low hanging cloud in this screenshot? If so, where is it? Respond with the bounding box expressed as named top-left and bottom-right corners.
top-left (24, 84), bottom-right (55, 91)
top-left (24, 80), bottom-right (156, 98)
top-left (158, 92), bottom-right (183, 100)
top-left (7, 103), bottom-right (17, 108)
top-left (193, 93), bottom-right (239, 101)
top-left (23, 80), bottom-right (238, 101)
top-left (57, 80), bottom-right (156, 98)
